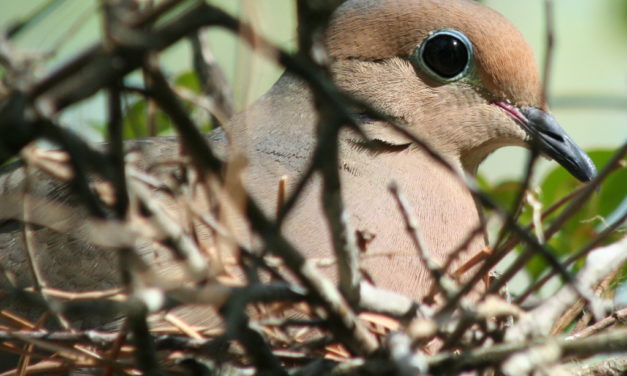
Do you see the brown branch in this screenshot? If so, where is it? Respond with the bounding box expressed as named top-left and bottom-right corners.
top-left (568, 356), bottom-right (627, 376)
top-left (429, 328), bottom-right (627, 374)
top-left (507, 237), bottom-right (627, 341)
top-left (144, 66), bottom-right (378, 355)
top-left (568, 308), bottom-right (627, 340)
top-left (189, 30), bottom-right (234, 124)
top-left (516, 209), bottom-right (627, 305)
top-left (542, 0), bottom-right (555, 107)
top-left (389, 182), bottom-right (455, 300)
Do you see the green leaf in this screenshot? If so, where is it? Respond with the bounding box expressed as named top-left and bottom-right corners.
top-left (526, 148), bottom-right (627, 280)
top-left (122, 98), bottom-right (173, 139)
top-left (175, 71), bottom-right (202, 93)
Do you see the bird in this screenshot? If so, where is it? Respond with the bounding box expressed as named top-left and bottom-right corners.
top-left (0, 0), bottom-right (596, 334)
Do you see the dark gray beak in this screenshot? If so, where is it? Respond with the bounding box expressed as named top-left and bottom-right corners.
top-left (519, 106), bottom-right (597, 182)
top-left (495, 102), bottom-right (597, 182)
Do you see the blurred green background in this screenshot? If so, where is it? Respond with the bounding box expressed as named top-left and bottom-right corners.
top-left (1, 0), bottom-right (625, 295)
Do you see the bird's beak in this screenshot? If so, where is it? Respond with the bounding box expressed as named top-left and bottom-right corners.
top-left (494, 102), bottom-right (597, 182)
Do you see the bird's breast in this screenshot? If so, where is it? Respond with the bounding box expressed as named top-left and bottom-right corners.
top-left (247, 146), bottom-right (487, 302)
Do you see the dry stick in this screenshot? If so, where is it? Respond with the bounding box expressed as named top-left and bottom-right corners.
top-left (506, 237), bottom-right (627, 344)
top-left (8, 331), bottom-right (129, 370)
top-left (27, 0), bottom-right (198, 114)
top-left (209, 0), bottom-right (586, 326)
top-left (142, 69), bottom-right (347, 373)
top-left (543, 140), bottom-right (625, 243)
top-left (441, 225), bottom-right (484, 273)
top-left (16, 313), bottom-right (48, 376)
top-left (541, 182), bottom-right (588, 221)
top-left (146, 67), bottom-right (378, 356)
top-left (106, 84), bottom-right (129, 221)
top-left (441, 141), bottom-right (626, 327)
top-left (387, 331), bottom-right (428, 375)
top-left (0, 3), bottom-right (587, 347)
top-left (27, 0), bottom-right (188, 100)
top-left (516, 210), bottom-right (627, 304)
top-left (104, 2), bottom-right (161, 371)
top-left (343, 112), bottom-right (586, 314)
top-left (0, 329), bottom-right (240, 355)
top-left (492, 149), bottom-right (540, 257)
top-left (448, 162), bottom-right (616, 306)
top-left (389, 182), bottom-right (455, 299)
top-left (185, 203), bottom-right (289, 284)
top-left (551, 268), bottom-right (617, 336)
top-left (127, 145), bottom-right (282, 291)
top-left (382, 121), bottom-right (586, 319)
top-left (0, 0), bottom-right (586, 356)
top-left (275, 175), bottom-right (288, 218)
top-left (486, 142), bottom-right (627, 297)
top-left (142, 56), bottom-right (160, 138)
top-left (336, 328), bottom-right (627, 375)
top-left (296, 0), bottom-right (363, 302)
top-left (568, 307), bottom-right (627, 340)
top-left (189, 30), bottom-right (234, 125)
top-left (427, 328), bottom-right (627, 374)
top-left (441, 0), bottom-right (550, 323)
top-left (317, 104), bottom-right (363, 304)
top-left (4, 0), bottom-right (349, 224)
top-left (103, 319), bottom-right (129, 376)
top-left (130, 179), bottom-right (209, 282)
top-left (298, 0), bottom-right (406, 313)
top-left (49, 2), bottom-right (98, 54)
top-left (569, 356), bottom-right (627, 376)
top-left (441, 146), bottom-right (625, 348)
top-left (20, 165), bottom-right (72, 331)
top-left (31, 122), bottom-right (112, 219)
top-left (464, 149), bottom-right (538, 296)
top-left (5, 0), bottom-right (66, 39)
top-left (542, 0), bottom-right (555, 107)
top-left (276, 162), bottom-right (317, 225)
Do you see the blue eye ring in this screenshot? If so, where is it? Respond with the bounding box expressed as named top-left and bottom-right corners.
top-left (412, 29), bottom-right (474, 83)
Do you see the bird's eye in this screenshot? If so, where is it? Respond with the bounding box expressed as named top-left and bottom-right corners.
top-left (411, 29), bottom-right (473, 82)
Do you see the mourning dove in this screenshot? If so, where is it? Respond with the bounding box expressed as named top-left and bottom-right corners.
top-left (226, 0), bottom-right (596, 298)
top-left (0, 0), bottom-right (595, 331)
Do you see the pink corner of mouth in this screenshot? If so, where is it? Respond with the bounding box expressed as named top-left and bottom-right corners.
top-left (492, 100), bottom-right (527, 126)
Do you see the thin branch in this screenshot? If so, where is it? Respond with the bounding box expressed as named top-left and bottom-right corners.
top-left (507, 237), bottom-right (627, 340)
top-left (429, 328), bottom-right (627, 374)
top-left (542, 0), bottom-right (555, 107)
top-left (568, 307), bottom-right (627, 340)
top-left (144, 66), bottom-right (378, 355)
top-left (516, 209), bottom-right (627, 304)
top-left (389, 182), bottom-right (455, 300)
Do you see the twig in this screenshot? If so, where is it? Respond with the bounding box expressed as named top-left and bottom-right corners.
top-left (389, 182), bottom-right (454, 299)
top-left (189, 29), bottom-right (234, 125)
top-left (568, 355), bottom-right (627, 376)
top-left (542, 0), bottom-right (555, 107)
top-left (21, 164), bottom-right (71, 330)
top-left (129, 179), bottom-right (210, 282)
top-left (5, 0), bottom-right (67, 39)
top-left (429, 328), bottom-right (627, 374)
top-left (568, 308), bottom-right (627, 340)
top-left (506, 237), bottom-right (627, 340)
top-left (317, 109), bottom-right (363, 304)
top-left (487, 142), bottom-right (627, 299)
top-left (144, 66), bottom-right (378, 354)
top-left (104, 3), bottom-right (160, 374)
top-left (516, 210), bottom-right (627, 304)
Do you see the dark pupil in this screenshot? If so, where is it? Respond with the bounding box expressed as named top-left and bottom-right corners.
top-left (422, 34), bottom-right (468, 79)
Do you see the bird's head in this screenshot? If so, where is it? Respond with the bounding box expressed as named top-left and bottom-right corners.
top-left (325, 0), bottom-right (596, 181)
